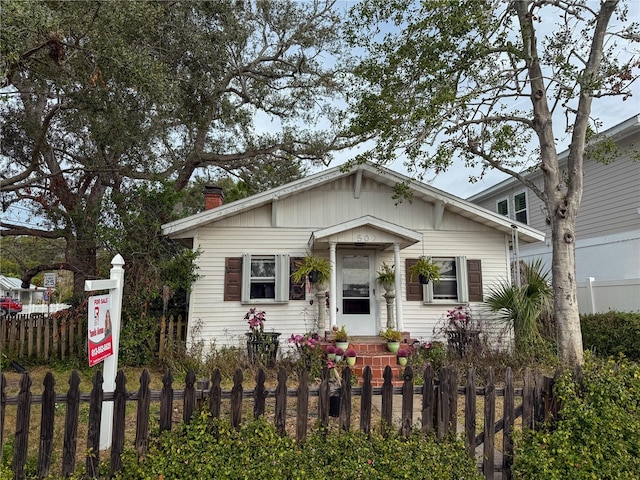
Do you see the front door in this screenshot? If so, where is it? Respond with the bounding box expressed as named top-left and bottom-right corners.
top-left (337, 250), bottom-right (377, 335)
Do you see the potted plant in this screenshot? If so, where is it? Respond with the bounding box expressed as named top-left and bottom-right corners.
top-left (408, 256), bottom-right (442, 284)
top-left (397, 348), bottom-right (408, 366)
top-left (325, 344), bottom-right (336, 360)
top-left (334, 346), bottom-right (344, 362)
top-left (244, 308), bottom-right (280, 366)
top-left (380, 327), bottom-right (402, 353)
top-left (292, 253), bottom-right (331, 285)
top-left (376, 262), bottom-right (395, 292)
top-left (345, 348), bottom-right (357, 367)
top-left (333, 325), bottom-right (349, 350)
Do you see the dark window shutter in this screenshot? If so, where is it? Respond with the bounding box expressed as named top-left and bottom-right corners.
top-left (289, 257), bottom-right (305, 300)
top-left (467, 259), bottom-right (483, 302)
top-left (224, 257), bottom-right (242, 301)
top-left (405, 258), bottom-right (423, 301)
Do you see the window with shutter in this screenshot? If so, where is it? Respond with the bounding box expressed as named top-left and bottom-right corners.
top-left (467, 259), bottom-right (483, 302)
top-left (405, 258), bottom-right (423, 301)
top-left (514, 191), bottom-right (528, 224)
top-left (290, 257), bottom-right (305, 300)
top-left (240, 254), bottom-right (290, 303)
top-left (224, 257), bottom-right (242, 301)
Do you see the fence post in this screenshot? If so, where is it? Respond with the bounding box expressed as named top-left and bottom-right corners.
top-left (110, 371), bottom-right (127, 477)
top-left (86, 370), bottom-right (104, 479)
top-left (230, 368), bottom-right (243, 431)
top-left (339, 366), bottom-right (352, 431)
top-left (401, 365), bottom-right (414, 437)
top-left (381, 365), bottom-right (393, 437)
top-left (360, 366), bottom-right (373, 434)
top-left (503, 367), bottom-right (514, 480)
top-left (253, 369), bottom-right (266, 418)
top-left (437, 367), bottom-right (449, 440)
top-left (318, 367), bottom-right (329, 428)
top-left (159, 369), bottom-right (174, 433)
top-left (465, 367), bottom-right (476, 459)
top-left (296, 369), bottom-right (309, 442)
top-left (38, 373), bottom-right (56, 479)
top-left (422, 364), bottom-right (435, 435)
top-left (134, 368), bottom-right (150, 460)
top-left (61, 371), bottom-right (81, 477)
top-left (210, 369), bottom-right (222, 419)
top-left (275, 368), bottom-right (288, 436)
top-left (483, 367), bottom-right (495, 479)
top-left (12, 373), bottom-right (32, 480)
top-left (183, 370), bottom-right (196, 425)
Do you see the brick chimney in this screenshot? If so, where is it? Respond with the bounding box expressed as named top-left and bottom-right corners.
top-left (203, 185), bottom-right (224, 210)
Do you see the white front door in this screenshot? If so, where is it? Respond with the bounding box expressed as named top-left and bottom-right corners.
top-left (337, 250), bottom-right (377, 335)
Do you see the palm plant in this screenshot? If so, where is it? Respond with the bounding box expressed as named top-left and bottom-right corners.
top-left (485, 259), bottom-right (553, 357)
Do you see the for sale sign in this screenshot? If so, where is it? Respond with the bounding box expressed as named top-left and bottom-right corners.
top-left (88, 294), bottom-right (114, 366)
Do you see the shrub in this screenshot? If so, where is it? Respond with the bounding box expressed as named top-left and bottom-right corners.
top-left (581, 311), bottom-right (640, 361)
top-left (117, 414), bottom-right (482, 480)
top-left (513, 355), bottom-right (640, 479)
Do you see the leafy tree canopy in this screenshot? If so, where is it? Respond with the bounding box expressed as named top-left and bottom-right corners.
top-left (345, 0), bottom-right (639, 366)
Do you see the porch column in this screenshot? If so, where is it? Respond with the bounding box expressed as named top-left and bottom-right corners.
top-left (394, 243), bottom-right (403, 331)
top-left (329, 242), bottom-right (337, 329)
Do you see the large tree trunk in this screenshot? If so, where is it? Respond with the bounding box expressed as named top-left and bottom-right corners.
top-left (550, 204), bottom-right (584, 366)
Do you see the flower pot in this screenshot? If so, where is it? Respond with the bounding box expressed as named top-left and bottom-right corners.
top-left (346, 356), bottom-right (356, 367)
top-left (398, 357), bottom-right (407, 366)
top-left (387, 341), bottom-right (400, 353)
top-left (334, 355), bottom-right (343, 362)
top-left (246, 332), bottom-right (281, 366)
top-left (418, 274), bottom-right (429, 284)
top-left (308, 270), bottom-right (320, 283)
top-left (335, 341), bottom-right (349, 351)
top-left (327, 353), bottom-right (336, 360)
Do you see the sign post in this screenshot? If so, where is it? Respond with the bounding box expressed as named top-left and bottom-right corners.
top-left (84, 254), bottom-right (125, 450)
top-left (43, 273), bottom-right (56, 315)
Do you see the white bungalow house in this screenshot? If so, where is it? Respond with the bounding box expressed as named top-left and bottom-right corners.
top-left (161, 163), bottom-right (544, 352)
top-left (467, 114), bottom-right (640, 314)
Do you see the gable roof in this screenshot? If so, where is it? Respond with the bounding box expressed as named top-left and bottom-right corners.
top-left (468, 113), bottom-right (640, 203)
top-left (162, 162), bottom-right (545, 243)
top-left (0, 275), bottom-right (36, 292)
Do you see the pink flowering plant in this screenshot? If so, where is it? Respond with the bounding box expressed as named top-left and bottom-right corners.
top-left (288, 332), bottom-right (324, 377)
top-left (245, 307), bottom-right (266, 336)
top-left (445, 305), bottom-right (479, 333)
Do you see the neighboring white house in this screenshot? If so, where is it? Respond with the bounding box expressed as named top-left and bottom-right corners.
top-left (0, 275), bottom-right (44, 304)
top-left (162, 162), bottom-right (544, 351)
top-left (468, 114), bottom-right (640, 314)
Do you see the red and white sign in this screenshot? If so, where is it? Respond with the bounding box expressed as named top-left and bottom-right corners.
top-left (88, 294), bottom-right (114, 366)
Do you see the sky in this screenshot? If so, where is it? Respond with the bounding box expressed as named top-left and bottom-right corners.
top-left (320, 0), bottom-right (640, 199)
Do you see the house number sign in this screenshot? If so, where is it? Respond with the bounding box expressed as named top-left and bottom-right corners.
top-left (356, 233), bottom-right (376, 242)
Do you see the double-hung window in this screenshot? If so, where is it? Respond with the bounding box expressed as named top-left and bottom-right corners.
top-left (424, 256), bottom-right (469, 303)
top-left (514, 192), bottom-right (528, 224)
top-left (241, 254), bottom-right (290, 302)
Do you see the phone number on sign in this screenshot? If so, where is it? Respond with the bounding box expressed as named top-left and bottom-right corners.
top-left (91, 342), bottom-right (111, 357)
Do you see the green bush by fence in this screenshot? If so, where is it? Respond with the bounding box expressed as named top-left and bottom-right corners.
top-left (581, 311), bottom-right (640, 360)
top-left (116, 415), bottom-right (483, 480)
top-left (513, 355), bottom-right (640, 479)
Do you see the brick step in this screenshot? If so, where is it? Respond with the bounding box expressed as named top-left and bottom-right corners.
top-left (320, 334), bottom-right (414, 386)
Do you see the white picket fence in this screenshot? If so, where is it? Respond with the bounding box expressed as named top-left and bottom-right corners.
top-left (20, 303), bottom-right (71, 315)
